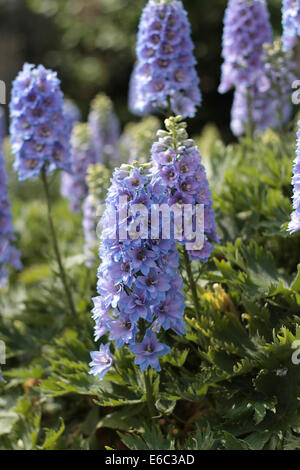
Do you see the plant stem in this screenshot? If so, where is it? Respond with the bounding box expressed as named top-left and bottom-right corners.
top-left (41, 168), bottom-right (76, 317)
top-left (144, 369), bottom-right (156, 418)
top-left (246, 87), bottom-right (254, 141)
top-left (183, 247), bottom-right (201, 316)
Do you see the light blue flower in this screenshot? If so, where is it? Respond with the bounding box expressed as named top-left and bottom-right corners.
top-left (89, 343), bottom-right (113, 380)
top-left (129, 330), bottom-right (170, 372)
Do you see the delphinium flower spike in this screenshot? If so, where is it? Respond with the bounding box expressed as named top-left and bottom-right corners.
top-left (282, 0), bottom-right (300, 51)
top-left (10, 63), bottom-right (71, 180)
top-left (10, 63), bottom-right (76, 316)
top-left (150, 116), bottom-right (219, 316)
top-left (88, 93), bottom-right (120, 167)
top-left (89, 161), bottom-right (185, 380)
top-left (288, 121), bottom-right (300, 233)
top-left (63, 99), bottom-right (81, 136)
top-left (151, 116), bottom-right (219, 261)
top-left (219, 0), bottom-right (272, 94)
top-left (61, 123), bottom-right (96, 213)
top-left (230, 40), bottom-right (295, 136)
top-left (0, 136), bottom-right (22, 287)
top-left (83, 164), bottom-right (111, 267)
top-left (129, 0), bottom-right (201, 118)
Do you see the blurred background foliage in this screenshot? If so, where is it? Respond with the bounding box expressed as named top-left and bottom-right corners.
top-left (0, 0), bottom-right (283, 139)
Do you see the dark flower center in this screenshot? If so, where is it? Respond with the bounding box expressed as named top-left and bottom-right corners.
top-left (154, 81), bottom-right (164, 91)
top-left (40, 127), bottom-right (51, 137)
top-left (147, 277), bottom-right (157, 286)
top-left (137, 250), bottom-right (145, 261)
top-left (163, 43), bottom-right (173, 54)
top-left (34, 143), bottom-right (44, 152)
top-left (158, 59), bottom-right (170, 68)
top-left (26, 158), bottom-right (38, 169)
top-left (53, 149), bottom-right (62, 161)
top-left (123, 264), bottom-right (130, 273)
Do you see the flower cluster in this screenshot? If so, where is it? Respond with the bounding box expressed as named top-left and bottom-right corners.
top-left (0, 140), bottom-right (22, 286)
top-left (61, 123), bottom-right (96, 212)
top-left (89, 163), bottom-right (186, 379)
top-left (259, 40), bottom-right (296, 103)
top-left (63, 99), bottom-right (81, 136)
top-left (129, 0), bottom-right (201, 118)
top-left (282, 0), bottom-right (300, 51)
top-left (230, 41), bottom-right (295, 136)
top-left (83, 164), bottom-right (111, 267)
top-left (9, 63), bottom-right (71, 180)
top-left (150, 116), bottom-right (219, 260)
top-left (119, 116), bottom-right (161, 164)
top-left (88, 93), bottom-right (120, 167)
top-left (288, 120), bottom-right (300, 233)
top-left (219, 0), bottom-right (272, 94)
top-left (231, 85), bottom-right (291, 137)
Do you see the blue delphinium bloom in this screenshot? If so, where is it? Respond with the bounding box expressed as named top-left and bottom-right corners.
top-left (282, 0), bottom-right (300, 51)
top-left (63, 99), bottom-right (81, 135)
top-left (0, 140), bottom-right (22, 286)
top-left (129, 0), bottom-right (201, 118)
top-left (0, 107), bottom-right (6, 141)
top-left (151, 117), bottom-right (219, 261)
top-left (90, 161), bottom-right (186, 377)
top-left (61, 123), bottom-right (96, 212)
top-left (9, 63), bottom-right (71, 180)
top-left (89, 343), bottom-right (113, 380)
top-left (219, 0), bottom-right (272, 94)
top-left (288, 120), bottom-right (300, 233)
top-left (88, 93), bottom-right (120, 167)
top-left (231, 41), bottom-right (295, 136)
top-left (129, 330), bottom-right (170, 372)
top-left (231, 83), bottom-right (291, 137)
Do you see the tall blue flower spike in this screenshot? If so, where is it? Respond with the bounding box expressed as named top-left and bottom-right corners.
top-left (88, 93), bottom-right (120, 167)
top-left (61, 123), bottom-right (96, 213)
top-left (0, 126), bottom-right (22, 286)
top-left (10, 63), bottom-right (71, 180)
top-left (219, 0), bottom-right (272, 94)
top-left (230, 40), bottom-right (295, 136)
top-left (151, 117), bottom-right (219, 261)
top-left (288, 121), bottom-right (300, 234)
top-left (90, 162), bottom-right (185, 378)
top-left (129, 0), bottom-right (201, 118)
top-left (282, 0), bottom-right (300, 51)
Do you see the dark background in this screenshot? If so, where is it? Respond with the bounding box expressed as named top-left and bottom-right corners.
top-left (0, 0), bottom-right (283, 139)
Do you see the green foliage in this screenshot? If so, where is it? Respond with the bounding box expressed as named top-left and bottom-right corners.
top-left (2, 88), bottom-right (300, 449)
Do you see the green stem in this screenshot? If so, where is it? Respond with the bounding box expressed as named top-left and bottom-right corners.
top-left (246, 87), bottom-right (254, 141)
top-left (144, 369), bottom-right (156, 419)
top-left (183, 247), bottom-right (201, 316)
top-left (41, 169), bottom-right (76, 317)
